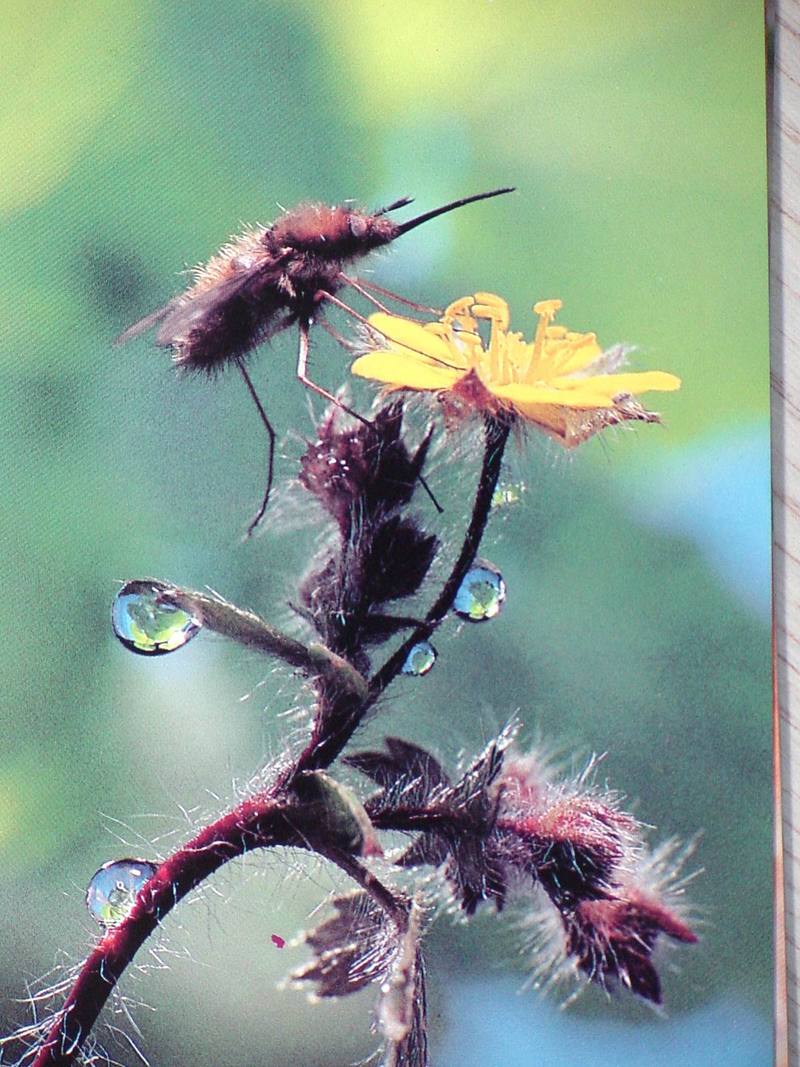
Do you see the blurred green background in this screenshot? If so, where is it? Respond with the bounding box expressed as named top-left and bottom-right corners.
top-left (1, 2), bottom-right (771, 1064)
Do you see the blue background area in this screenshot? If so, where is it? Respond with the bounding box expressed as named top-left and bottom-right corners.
top-left (621, 422), bottom-right (772, 620)
top-left (443, 981), bottom-right (771, 1066)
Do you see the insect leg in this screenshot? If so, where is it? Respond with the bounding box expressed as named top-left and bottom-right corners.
top-left (314, 290), bottom-right (372, 326)
top-left (235, 356), bottom-right (277, 538)
top-left (318, 317), bottom-right (359, 352)
top-left (296, 316), bottom-right (371, 426)
top-left (339, 275), bottom-right (391, 312)
top-left (340, 274), bottom-right (442, 315)
top-left (323, 287), bottom-right (461, 371)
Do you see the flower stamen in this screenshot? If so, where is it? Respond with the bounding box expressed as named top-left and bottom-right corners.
top-left (521, 299), bottom-right (563, 379)
top-left (472, 293), bottom-right (509, 381)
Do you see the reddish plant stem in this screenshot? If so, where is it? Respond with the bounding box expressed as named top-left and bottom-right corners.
top-left (31, 797), bottom-right (294, 1067)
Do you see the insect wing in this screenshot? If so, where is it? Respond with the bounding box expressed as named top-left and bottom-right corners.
top-left (159, 265), bottom-right (293, 372)
top-left (152, 270), bottom-right (267, 347)
top-left (113, 300), bottom-right (177, 347)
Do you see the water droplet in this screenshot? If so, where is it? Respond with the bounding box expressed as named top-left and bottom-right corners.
top-left (86, 858), bottom-right (157, 927)
top-left (491, 482), bottom-right (525, 509)
top-left (401, 640), bottom-right (437, 676)
top-left (112, 580), bottom-right (202, 655)
top-left (453, 560), bottom-right (506, 622)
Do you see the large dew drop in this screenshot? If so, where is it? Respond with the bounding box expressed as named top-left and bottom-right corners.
top-left (401, 640), bottom-right (437, 676)
top-left (112, 580), bottom-right (202, 655)
top-left (86, 858), bottom-right (157, 927)
top-left (453, 560), bottom-right (506, 622)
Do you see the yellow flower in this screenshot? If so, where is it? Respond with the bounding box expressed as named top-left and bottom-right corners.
top-left (351, 294), bottom-right (681, 447)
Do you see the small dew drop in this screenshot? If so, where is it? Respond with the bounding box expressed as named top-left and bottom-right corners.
top-left (112, 580), bottom-right (202, 656)
top-left (401, 640), bottom-right (437, 676)
top-left (86, 858), bottom-right (157, 927)
top-left (453, 560), bottom-right (506, 622)
top-left (491, 482), bottom-right (525, 509)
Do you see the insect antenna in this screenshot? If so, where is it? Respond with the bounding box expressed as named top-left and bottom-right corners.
top-left (374, 195), bottom-right (415, 216)
top-left (394, 186), bottom-right (515, 236)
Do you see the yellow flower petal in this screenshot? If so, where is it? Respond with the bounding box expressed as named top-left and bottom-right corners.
top-left (351, 351), bottom-right (461, 391)
top-left (544, 334), bottom-right (603, 375)
top-left (490, 382), bottom-right (619, 410)
top-left (367, 313), bottom-right (468, 370)
top-left (554, 371), bottom-right (682, 396)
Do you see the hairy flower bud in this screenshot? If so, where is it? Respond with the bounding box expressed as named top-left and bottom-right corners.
top-left (495, 754), bottom-right (640, 908)
top-left (503, 764), bottom-right (699, 1009)
top-left (564, 886), bottom-right (698, 1003)
top-left (297, 403), bottom-right (438, 672)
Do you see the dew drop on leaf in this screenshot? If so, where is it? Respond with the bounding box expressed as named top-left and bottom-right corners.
top-left (453, 560), bottom-right (506, 622)
top-left (86, 858), bottom-right (157, 927)
top-left (401, 640), bottom-right (437, 676)
top-left (111, 580), bottom-right (202, 655)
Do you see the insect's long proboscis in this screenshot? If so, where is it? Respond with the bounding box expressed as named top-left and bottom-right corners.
top-left (395, 186), bottom-right (515, 237)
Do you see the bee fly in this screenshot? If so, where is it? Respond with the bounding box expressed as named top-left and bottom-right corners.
top-left (116, 186), bottom-right (514, 536)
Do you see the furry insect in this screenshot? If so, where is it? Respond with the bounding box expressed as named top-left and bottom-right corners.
top-left (117, 187), bottom-right (514, 535)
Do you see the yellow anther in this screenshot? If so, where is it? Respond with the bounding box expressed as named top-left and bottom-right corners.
top-left (473, 294), bottom-right (508, 320)
top-left (442, 296), bottom-right (476, 324)
top-left (533, 299), bottom-right (563, 319)
top-left (472, 292), bottom-right (510, 330)
top-left (523, 300), bottom-right (563, 377)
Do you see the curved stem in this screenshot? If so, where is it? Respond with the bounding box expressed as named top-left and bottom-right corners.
top-left (366, 415), bottom-right (511, 705)
top-left (25, 793), bottom-right (418, 1066)
top-left (30, 797), bottom-right (294, 1067)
